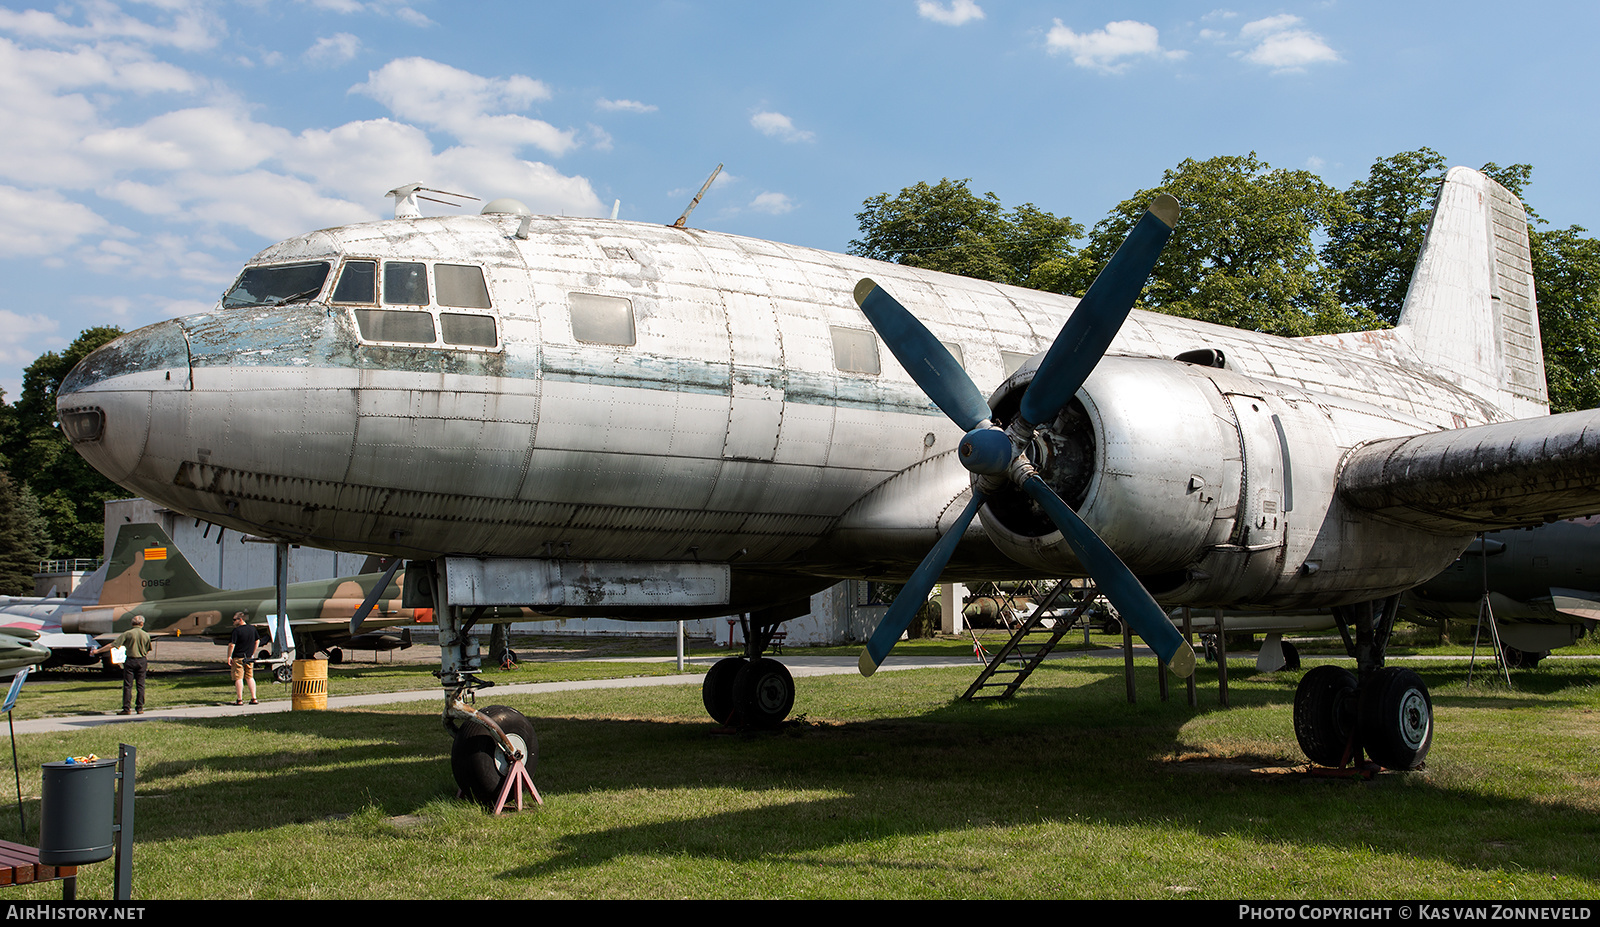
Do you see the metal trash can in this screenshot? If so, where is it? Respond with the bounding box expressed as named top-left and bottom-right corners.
top-left (292, 659), bottom-right (328, 710)
top-left (38, 758), bottom-right (117, 865)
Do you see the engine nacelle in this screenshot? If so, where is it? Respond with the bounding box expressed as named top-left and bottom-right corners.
top-left (979, 353), bottom-right (1470, 609)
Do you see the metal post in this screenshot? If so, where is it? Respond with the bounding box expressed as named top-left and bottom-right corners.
top-left (275, 541), bottom-right (290, 658)
top-left (676, 621), bottom-right (685, 672)
top-left (1215, 608), bottom-right (1229, 707)
top-left (1182, 607), bottom-right (1197, 707)
top-left (113, 744), bottom-right (134, 902)
top-left (1122, 620), bottom-right (1135, 703)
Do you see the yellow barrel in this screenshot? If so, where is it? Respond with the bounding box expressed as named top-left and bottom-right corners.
top-left (291, 659), bottom-right (328, 710)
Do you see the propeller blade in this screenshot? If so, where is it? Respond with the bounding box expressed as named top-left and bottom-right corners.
top-left (1019, 194), bottom-right (1180, 428)
top-left (1019, 474), bottom-right (1196, 677)
top-left (859, 490), bottom-right (986, 676)
top-left (855, 279), bottom-right (993, 432)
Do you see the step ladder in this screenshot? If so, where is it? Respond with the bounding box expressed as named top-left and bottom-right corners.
top-left (961, 579), bottom-right (1097, 701)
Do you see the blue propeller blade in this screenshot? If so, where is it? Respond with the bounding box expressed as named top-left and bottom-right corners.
top-left (859, 490), bottom-right (986, 676)
top-left (855, 279), bottom-right (993, 432)
top-left (1019, 474), bottom-right (1195, 676)
top-left (1018, 194), bottom-right (1180, 429)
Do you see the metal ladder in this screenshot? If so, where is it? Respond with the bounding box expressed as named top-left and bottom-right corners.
top-left (961, 579), bottom-right (1098, 701)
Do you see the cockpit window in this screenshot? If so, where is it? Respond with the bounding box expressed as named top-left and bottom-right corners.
top-left (353, 309), bottom-right (435, 344)
top-left (441, 312), bottom-right (498, 347)
top-left (332, 261), bottom-right (377, 303)
top-left (222, 262), bottom-right (330, 309)
top-left (383, 262), bottom-right (428, 305)
top-left (436, 264), bottom-right (491, 309)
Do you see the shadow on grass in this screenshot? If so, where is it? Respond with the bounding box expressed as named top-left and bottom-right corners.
top-left (68, 660), bottom-right (1597, 889)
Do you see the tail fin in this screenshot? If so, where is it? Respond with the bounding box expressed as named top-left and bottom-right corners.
top-left (1396, 166), bottom-right (1547, 418)
top-left (97, 523), bottom-right (221, 606)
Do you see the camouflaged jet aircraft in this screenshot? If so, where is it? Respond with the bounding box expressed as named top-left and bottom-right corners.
top-left (0, 522), bottom-right (431, 675)
top-left (53, 166), bottom-right (1600, 800)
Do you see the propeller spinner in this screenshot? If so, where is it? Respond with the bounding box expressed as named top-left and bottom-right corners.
top-left (854, 193), bottom-right (1196, 679)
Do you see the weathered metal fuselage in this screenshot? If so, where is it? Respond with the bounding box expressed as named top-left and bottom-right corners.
top-left (58, 212), bottom-right (1513, 614)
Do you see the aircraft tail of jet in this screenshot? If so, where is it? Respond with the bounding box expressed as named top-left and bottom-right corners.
top-left (98, 523), bottom-right (221, 606)
top-left (1393, 166), bottom-right (1548, 418)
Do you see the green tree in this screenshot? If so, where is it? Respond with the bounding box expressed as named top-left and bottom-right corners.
top-left (1072, 153), bottom-right (1368, 336)
top-left (2, 327), bottom-right (125, 558)
top-left (1322, 148), bottom-right (1449, 325)
top-left (849, 178), bottom-right (1083, 290)
top-left (1531, 225), bottom-right (1600, 412)
top-left (0, 470), bottom-right (48, 595)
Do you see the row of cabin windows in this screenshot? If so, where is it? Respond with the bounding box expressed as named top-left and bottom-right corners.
top-left (223, 261), bottom-right (1037, 374)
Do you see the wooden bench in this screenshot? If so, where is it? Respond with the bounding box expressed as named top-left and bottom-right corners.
top-left (0, 839), bottom-right (77, 900)
top-left (770, 631), bottom-right (787, 655)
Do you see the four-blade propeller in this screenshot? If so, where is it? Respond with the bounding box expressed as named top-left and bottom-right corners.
top-left (855, 193), bottom-right (1196, 679)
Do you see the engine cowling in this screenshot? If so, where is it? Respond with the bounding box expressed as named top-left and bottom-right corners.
top-left (981, 355), bottom-right (1242, 584)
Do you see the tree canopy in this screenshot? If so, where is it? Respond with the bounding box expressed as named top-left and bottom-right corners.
top-left (1, 326), bottom-right (125, 558)
top-left (853, 151), bottom-right (1600, 411)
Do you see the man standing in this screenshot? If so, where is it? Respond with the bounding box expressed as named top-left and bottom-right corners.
top-left (228, 612), bottom-right (259, 706)
top-left (93, 615), bottom-right (153, 715)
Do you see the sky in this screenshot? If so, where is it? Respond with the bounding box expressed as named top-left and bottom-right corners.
top-left (2, 0), bottom-right (1597, 401)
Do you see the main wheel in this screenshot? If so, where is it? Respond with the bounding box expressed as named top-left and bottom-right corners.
top-left (732, 657), bottom-right (795, 729)
top-left (702, 657), bottom-right (745, 725)
top-left (1358, 667), bottom-right (1432, 770)
top-left (1294, 665), bottom-right (1359, 767)
top-left (273, 663), bottom-right (293, 684)
top-left (1504, 646), bottom-right (1545, 669)
top-left (451, 705), bottom-right (538, 805)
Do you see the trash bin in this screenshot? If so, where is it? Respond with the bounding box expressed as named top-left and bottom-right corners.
top-left (292, 659), bottom-right (327, 710)
top-left (38, 758), bottom-right (117, 865)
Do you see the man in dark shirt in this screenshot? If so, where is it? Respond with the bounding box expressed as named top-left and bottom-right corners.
top-left (228, 612), bottom-right (260, 705)
top-left (94, 615), bottom-right (153, 715)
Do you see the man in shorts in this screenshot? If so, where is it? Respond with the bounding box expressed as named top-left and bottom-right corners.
top-left (228, 612), bottom-right (259, 705)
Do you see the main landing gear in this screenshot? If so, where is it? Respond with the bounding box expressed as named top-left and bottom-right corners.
top-left (1292, 595), bottom-right (1433, 771)
top-left (702, 614), bottom-right (796, 730)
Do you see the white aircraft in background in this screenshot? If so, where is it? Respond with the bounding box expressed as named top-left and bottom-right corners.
top-left (53, 167), bottom-right (1600, 799)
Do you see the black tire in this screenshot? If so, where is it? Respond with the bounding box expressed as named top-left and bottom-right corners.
top-left (1294, 664), bottom-right (1359, 767)
top-left (273, 663), bottom-right (293, 684)
top-left (1358, 667), bottom-right (1432, 770)
top-left (1504, 647), bottom-right (1545, 669)
top-left (1281, 641), bottom-right (1301, 671)
top-left (451, 705), bottom-right (538, 805)
top-left (702, 657), bottom-right (745, 725)
top-left (732, 657), bottom-right (795, 729)
top-left (328, 647), bottom-right (343, 665)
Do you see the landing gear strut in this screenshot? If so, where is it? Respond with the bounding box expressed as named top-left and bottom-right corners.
top-left (1292, 595), bottom-right (1433, 771)
top-left (702, 613), bottom-right (795, 729)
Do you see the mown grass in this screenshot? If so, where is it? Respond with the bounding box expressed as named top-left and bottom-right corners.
top-left (1, 651), bottom-right (1597, 900)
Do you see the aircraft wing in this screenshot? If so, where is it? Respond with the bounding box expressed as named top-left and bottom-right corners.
top-left (1338, 408), bottom-right (1600, 534)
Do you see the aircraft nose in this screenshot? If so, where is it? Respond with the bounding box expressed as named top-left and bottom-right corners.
top-left (57, 319), bottom-right (192, 484)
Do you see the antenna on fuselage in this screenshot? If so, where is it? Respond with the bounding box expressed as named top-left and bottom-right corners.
top-left (383, 183), bottom-right (479, 220)
top-left (671, 163), bottom-right (722, 229)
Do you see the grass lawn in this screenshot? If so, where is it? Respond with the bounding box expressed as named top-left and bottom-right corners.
top-left (2, 646), bottom-right (1597, 900)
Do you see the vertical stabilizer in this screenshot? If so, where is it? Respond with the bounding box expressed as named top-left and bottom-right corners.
top-left (1397, 167), bottom-right (1547, 418)
top-left (99, 523), bottom-right (221, 605)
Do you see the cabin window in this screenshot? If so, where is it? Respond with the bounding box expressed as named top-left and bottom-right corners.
top-left (436, 264), bottom-right (492, 309)
top-left (331, 261), bottom-right (377, 303)
top-left (570, 293), bottom-right (636, 345)
top-left (222, 262), bottom-right (330, 309)
top-left (831, 327), bottom-right (880, 375)
top-left (441, 312), bottom-right (498, 348)
top-left (940, 341), bottom-right (965, 369)
top-left (353, 308), bottom-right (436, 344)
top-left (383, 262), bottom-right (429, 305)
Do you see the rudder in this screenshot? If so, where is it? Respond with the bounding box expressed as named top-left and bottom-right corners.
top-left (98, 523), bottom-right (221, 605)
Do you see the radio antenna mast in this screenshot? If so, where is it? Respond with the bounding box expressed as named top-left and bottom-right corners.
top-left (672, 163), bottom-right (723, 229)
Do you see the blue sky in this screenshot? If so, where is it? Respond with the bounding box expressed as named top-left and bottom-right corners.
top-left (2, 0), bottom-right (1597, 401)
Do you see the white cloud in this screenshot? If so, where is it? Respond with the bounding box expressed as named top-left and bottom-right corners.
top-left (352, 57), bottom-right (577, 156)
top-left (1045, 20), bottom-right (1184, 73)
top-left (0, 185), bottom-right (111, 255)
top-left (1238, 15), bottom-right (1339, 71)
top-left (749, 192), bottom-right (795, 215)
top-left (751, 111), bottom-right (814, 143)
top-left (306, 32), bottom-right (362, 65)
top-left (597, 98), bottom-right (657, 113)
top-left (0, 1), bottom-right (224, 51)
top-left (917, 1), bottom-right (984, 26)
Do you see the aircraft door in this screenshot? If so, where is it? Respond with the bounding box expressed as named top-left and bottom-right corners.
top-left (1209, 390), bottom-right (1290, 599)
top-left (722, 290), bottom-right (785, 462)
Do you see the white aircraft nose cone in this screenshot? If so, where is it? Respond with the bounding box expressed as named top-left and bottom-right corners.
top-left (57, 320), bottom-right (191, 485)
